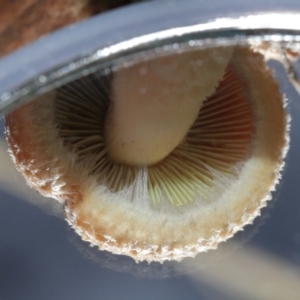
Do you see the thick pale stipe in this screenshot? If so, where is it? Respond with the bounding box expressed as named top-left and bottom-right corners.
top-left (105, 48), bottom-right (233, 166)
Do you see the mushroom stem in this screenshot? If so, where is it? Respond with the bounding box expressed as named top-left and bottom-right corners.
top-left (105, 48), bottom-right (233, 166)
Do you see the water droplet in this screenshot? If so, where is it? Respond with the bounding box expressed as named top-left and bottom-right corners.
top-left (39, 75), bottom-right (47, 83)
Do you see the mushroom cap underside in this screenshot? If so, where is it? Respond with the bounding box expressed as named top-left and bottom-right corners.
top-left (5, 47), bottom-right (288, 262)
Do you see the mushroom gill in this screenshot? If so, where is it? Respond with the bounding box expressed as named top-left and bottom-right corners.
top-left (5, 46), bottom-right (288, 262)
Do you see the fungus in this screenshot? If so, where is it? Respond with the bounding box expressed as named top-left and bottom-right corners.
top-left (5, 46), bottom-right (288, 262)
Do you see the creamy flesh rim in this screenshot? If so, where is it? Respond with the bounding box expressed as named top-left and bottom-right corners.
top-left (5, 47), bottom-right (288, 262)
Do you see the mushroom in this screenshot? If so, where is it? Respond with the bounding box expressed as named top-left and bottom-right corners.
top-left (5, 46), bottom-right (288, 262)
